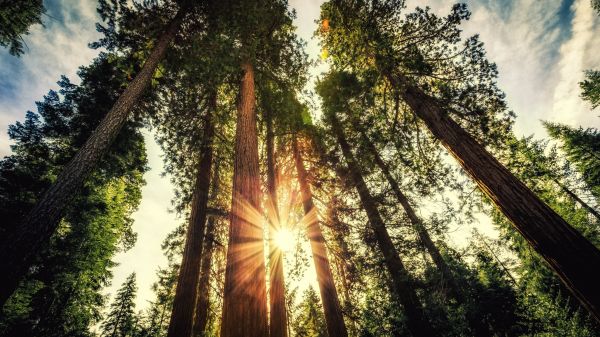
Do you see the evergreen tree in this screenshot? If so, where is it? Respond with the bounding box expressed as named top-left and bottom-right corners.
top-left (0, 1), bottom-right (189, 306)
top-left (545, 122), bottom-right (600, 202)
top-left (0, 54), bottom-right (146, 337)
top-left (0, 0), bottom-right (45, 56)
top-left (581, 70), bottom-right (600, 109)
top-left (292, 287), bottom-right (328, 337)
top-left (101, 273), bottom-right (139, 337)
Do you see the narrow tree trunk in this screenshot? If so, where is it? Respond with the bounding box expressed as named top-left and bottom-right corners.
top-left (221, 62), bottom-right (268, 337)
top-left (326, 196), bottom-right (353, 307)
top-left (292, 135), bottom-right (349, 337)
top-left (167, 91), bottom-right (217, 337)
top-left (359, 130), bottom-right (461, 299)
top-left (328, 114), bottom-right (437, 337)
top-left (553, 179), bottom-right (600, 222)
top-left (0, 11), bottom-right (185, 306)
top-left (392, 72), bottom-right (600, 322)
top-left (266, 109), bottom-right (288, 337)
top-left (193, 160), bottom-right (221, 337)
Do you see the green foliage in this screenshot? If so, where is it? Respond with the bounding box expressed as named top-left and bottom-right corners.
top-left (0, 0), bottom-right (45, 56)
top-left (0, 53), bottom-right (147, 336)
top-left (545, 122), bottom-right (600, 201)
top-left (581, 70), bottom-right (600, 109)
top-left (101, 273), bottom-right (139, 337)
top-left (291, 287), bottom-right (328, 337)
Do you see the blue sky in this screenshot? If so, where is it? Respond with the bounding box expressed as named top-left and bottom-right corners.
top-left (1, 0), bottom-right (599, 312)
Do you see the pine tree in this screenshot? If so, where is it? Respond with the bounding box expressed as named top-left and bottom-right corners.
top-left (0, 2), bottom-right (187, 306)
top-left (0, 54), bottom-right (146, 337)
top-left (545, 122), bottom-right (600, 201)
top-left (101, 273), bottom-right (139, 337)
top-left (292, 287), bottom-right (328, 337)
top-left (581, 70), bottom-right (600, 109)
top-left (0, 0), bottom-right (45, 56)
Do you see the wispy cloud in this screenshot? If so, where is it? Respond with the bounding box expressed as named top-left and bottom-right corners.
top-left (413, 0), bottom-right (599, 136)
top-left (0, 0), bottom-right (101, 156)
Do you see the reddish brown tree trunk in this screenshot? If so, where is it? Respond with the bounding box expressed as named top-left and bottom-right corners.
top-left (167, 91), bottom-right (217, 337)
top-left (193, 160), bottom-right (221, 337)
top-left (393, 73), bottom-right (600, 322)
top-left (220, 62), bottom-right (268, 337)
top-left (292, 135), bottom-right (349, 337)
top-left (329, 114), bottom-right (437, 337)
top-left (265, 109), bottom-right (288, 337)
top-left (0, 11), bottom-right (185, 307)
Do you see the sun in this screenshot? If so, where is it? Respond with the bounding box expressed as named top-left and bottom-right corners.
top-left (273, 228), bottom-right (295, 252)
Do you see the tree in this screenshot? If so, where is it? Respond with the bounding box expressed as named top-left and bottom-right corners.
top-left (0, 2), bottom-right (188, 306)
top-left (167, 91), bottom-right (217, 337)
top-left (193, 161), bottom-right (221, 337)
top-left (545, 122), bottom-right (600, 202)
top-left (292, 287), bottom-right (328, 337)
top-left (581, 70), bottom-right (600, 109)
top-left (0, 54), bottom-right (146, 337)
top-left (319, 1), bottom-right (600, 321)
top-left (293, 134), bottom-right (348, 337)
top-left (318, 76), bottom-right (437, 336)
top-left (265, 105), bottom-right (289, 337)
top-left (217, 1), bottom-right (307, 335)
top-left (101, 273), bottom-right (139, 337)
top-left (0, 0), bottom-right (45, 56)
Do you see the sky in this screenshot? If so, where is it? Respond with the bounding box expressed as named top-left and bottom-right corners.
top-left (0, 0), bottom-right (599, 313)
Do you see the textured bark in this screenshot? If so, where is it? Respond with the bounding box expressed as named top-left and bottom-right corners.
top-left (193, 160), bottom-right (221, 337)
top-left (359, 130), bottom-right (461, 299)
top-left (0, 11), bottom-right (184, 306)
top-left (221, 62), bottom-right (268, 337)
top-left (329, 114), bottom-right (437, 337)
top-left (292, 135), bottom-right (349, 337)
top-left (266, 109), bottom-right (288, 337)
top-left (392, 73), bottom-right (600, 322)
top-left (167, 91), bottom-right (217, 337)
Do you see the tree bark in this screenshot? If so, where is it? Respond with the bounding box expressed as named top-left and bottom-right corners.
top-left (292, 135), bottom-right (349, 337)
top-left (266, 109), bottom-right (288, 337)
top-left (392, 72), bottom-right (600, 322)
top-left (193, 160), bottom-right (221, 337)
top-left (220, 62), bottom-right (268, 337)
top-left (167, 91), bottom-right (217, 337)
top-left (0, 11), bottom-right (185, 306)
top-left (328, 114), bottom-right (437, 337)
top-left (358, 130), bottom-right (461, 300)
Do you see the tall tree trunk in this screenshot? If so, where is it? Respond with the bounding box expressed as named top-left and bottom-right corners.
top-left (193, 159), bottom-right (221, 337)
top-left (292, 135), bottom-right (349, 337)
top-left (358, 130), bottom-right (461, 299)
top-left (266, 109), bottom-right (288, 337)
top-left (328, 114), bottom-right (437, 337)
top-left (0, 11), bottom-right (185, 306)
top-left (167, 91), bottom-right (217, 337)
top-left (221, 62), bottom-right (268, 337)
top-left (391, 72), bottom-right (600, 322)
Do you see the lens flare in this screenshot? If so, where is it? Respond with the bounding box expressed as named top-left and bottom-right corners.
top-left (274, 228), bottom-right (294, 252)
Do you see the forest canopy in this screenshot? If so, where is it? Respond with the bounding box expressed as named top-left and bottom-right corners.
top-left (1, 0), bottom-right (600, 336)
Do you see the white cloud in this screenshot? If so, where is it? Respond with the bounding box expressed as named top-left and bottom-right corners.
top-left (551, 0), bottom-right (600, 128)
top-left (0, 0), bottom-right (101, 157)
